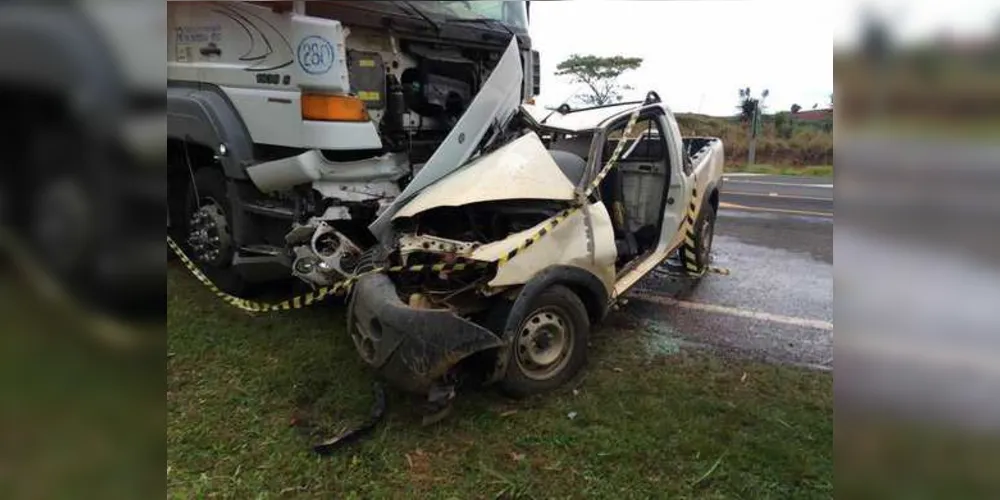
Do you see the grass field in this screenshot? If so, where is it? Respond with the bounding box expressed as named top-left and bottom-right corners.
top-left (723, 164), bottom-right (834, 177)
top-left (167, 267), bottom-right (832, 499)
top-left (676, 113), bottom-right (833, 168)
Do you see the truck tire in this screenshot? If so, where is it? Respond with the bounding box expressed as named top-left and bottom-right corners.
top-left (181, 168), bottom-right (247, 295)
top-left (681, 203), bottom-right (716, 276)
top-left (499, 285), bottom-right (589, 398)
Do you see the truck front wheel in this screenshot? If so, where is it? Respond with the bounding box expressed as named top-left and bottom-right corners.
top-left (499, 285), bottom-right (590, 398)
top-left (180, 168), bottom-right (247, 295)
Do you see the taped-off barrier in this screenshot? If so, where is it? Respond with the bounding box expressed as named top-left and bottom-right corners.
top-left (168, 105), bottom-right (727, 313)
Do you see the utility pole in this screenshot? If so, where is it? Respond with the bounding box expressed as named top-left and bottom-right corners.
top-left (747, 89), bottom-right (768, 166)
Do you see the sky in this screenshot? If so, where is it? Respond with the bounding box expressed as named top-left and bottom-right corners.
top-left (529, 0), bottom-right (835, 116)
top-left (527, 0), bottom-right (999, 117)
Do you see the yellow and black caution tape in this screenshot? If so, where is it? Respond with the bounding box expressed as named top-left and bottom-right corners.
top-left (493, 107), bottom-right (646, 272)
top-left (167, 236), bottom-right (352, 312)
top-left (497, 208), bottom-right (576, 267)
top-left (167, 236), bottom-right (491, 312)
top-left (675, 179), bottom-right (730, 277)
top-left (583, 108), bottom-right (643, 198)
top-left (383, 260), bottom-right (490, 274)
top-left (167, 235), bottom-right (493, 313)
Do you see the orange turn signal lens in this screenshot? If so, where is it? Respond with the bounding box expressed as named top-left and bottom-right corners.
top-left (301, 94), bottom-right (368, 122)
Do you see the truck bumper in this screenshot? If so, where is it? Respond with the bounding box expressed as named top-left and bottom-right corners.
top-left (347, 273), bottom-right (504, 395)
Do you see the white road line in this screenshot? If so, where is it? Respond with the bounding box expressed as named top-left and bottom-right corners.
top-left (719, 201), bottom-right (833, 217)
top-left (724, 191), bottom-right (833, 201)
top-left (723, 179), bottom-right (833, 189)
top-left (629, 292), bottom-right (834, 331)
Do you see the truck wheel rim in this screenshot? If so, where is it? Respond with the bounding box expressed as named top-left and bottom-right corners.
top-left (515, 305), bottom-right (574, 380)
top-left (187, 197), bottom-right (232, 267)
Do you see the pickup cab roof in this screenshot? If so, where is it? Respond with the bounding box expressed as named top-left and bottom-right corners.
top-left (521, 96), bottom-right (672, 133)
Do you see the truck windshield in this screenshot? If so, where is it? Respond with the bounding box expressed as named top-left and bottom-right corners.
top-left (406, 1), bottom-right (528, 33)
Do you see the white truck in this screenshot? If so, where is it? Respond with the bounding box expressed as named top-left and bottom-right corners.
top-left (167, 1), bottom-right (540, 293)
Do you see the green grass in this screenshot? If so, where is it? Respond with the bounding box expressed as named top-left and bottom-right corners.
top-left (724, 164), bottom-right (833, 177)
top-left (168, 266), bottom-right (832, 498)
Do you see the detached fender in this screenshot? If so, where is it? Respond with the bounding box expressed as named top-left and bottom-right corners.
top-left (488, 265), bottom-right (609, 383)
top-left (168, 84), bottom-right (255, 180)
top-left (348, 272), bottom-right (505, 395)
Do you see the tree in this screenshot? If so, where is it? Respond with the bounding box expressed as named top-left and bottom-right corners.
top-left (738, 87), bottom-right (768, 122)
top-left (791, 103), bottom-right (802, 114)
top-left (555, 54), bottom-right (643, 106)
top-left (737, 88), bottom-right (769, 165)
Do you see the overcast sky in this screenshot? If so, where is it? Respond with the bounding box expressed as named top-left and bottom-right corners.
top-left (529, 0), bottom-right (835, 116)
top-left (527, 0), bottom-right (998, 116)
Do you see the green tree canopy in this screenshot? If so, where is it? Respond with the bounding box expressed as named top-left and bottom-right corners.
top-left (737, 87), bottom-right (768, 123)
top-left (555, 54), bottom-right (643, 106)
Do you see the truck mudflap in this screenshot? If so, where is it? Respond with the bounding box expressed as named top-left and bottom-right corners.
top-left (347, 272), bottom-right (504, 395)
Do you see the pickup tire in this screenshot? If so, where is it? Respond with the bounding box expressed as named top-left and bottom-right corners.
top-left (180, 168), bottom-right (248, 295)
top-left (499, 285), bottom-right (589, 398)
top-left (681, 203), bottom-right (717, 276)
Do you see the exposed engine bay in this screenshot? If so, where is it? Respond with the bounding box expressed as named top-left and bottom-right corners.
top-left (344, 26), bottom-right (514, 164)
top-left (247, 26), bottom-right (522, 290)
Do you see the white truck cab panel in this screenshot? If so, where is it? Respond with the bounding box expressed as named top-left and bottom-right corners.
top-left (167, 1), bottom-right (382, 150)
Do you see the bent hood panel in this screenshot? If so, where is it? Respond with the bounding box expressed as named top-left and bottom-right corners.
top-left (369, 37), bottom-right (524, 241)
top-left (472, 201), bottom-right (618, 293)
top-left (393, 132), bottom-right (575, 219)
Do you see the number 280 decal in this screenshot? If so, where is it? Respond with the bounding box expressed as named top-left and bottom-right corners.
top-left (297, 35), bottom-right (335, 75)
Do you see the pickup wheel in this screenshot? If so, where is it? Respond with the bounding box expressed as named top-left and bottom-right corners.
top-left (682, 203), bottom-right (717, 275)
top-left (499, 285), bottom-right (589, 398)
top-left (180, 168), bottom-right (248, 295)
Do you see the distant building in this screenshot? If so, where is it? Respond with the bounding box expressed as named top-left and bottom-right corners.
top-left (792, 108), bottom-right (833, 121)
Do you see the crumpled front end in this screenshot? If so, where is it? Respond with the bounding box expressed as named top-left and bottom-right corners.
top-left (347, 272), bottom-right (504, 395)
top-left (346, 131), bottom-right (617, 395)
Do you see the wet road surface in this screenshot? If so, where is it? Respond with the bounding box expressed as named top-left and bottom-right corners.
top-left (620, 173), bottom-right (834, 370)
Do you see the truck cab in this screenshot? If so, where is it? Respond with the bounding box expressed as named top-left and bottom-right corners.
top-left (167, 1), bottom-right (539, 292)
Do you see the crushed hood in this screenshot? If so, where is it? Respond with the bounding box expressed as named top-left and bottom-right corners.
top-left (392, 132), bottom-right (575, 219)
top-left (368, 37), bottom-right (524, 242)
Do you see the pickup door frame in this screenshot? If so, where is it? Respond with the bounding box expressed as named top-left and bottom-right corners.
top-left (585, 103), bottom-right (703, 300)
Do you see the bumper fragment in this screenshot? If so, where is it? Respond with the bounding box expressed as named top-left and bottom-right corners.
top-left (348, 273), bottom-right (504, 394)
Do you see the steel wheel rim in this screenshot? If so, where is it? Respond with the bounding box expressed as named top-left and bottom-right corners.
top-left (187, 196), bottom-right (232, 267)
top-left (514, 305), bottom-right (574, 381)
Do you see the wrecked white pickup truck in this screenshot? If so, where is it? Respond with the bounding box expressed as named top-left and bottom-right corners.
top-left (346, 40), bottom-right (725, 412)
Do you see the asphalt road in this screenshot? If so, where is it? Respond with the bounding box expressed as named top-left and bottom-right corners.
top-left (621, 173), bottom-right (834, 370)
